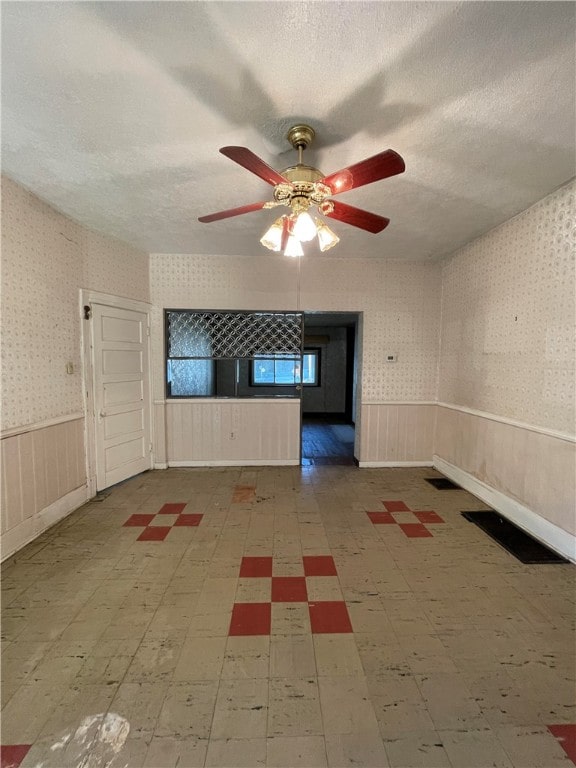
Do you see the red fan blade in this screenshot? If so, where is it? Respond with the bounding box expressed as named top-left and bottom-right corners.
top-left (198, 201), bottom-right (269, 223)
top-left (220, 146), bottom-right (288, 186)
top-left (320, 149), bottom-right (405, 195)
top-left (324, 201), bottom-right (390, 233)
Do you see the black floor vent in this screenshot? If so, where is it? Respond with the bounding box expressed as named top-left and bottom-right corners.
top-left (462, 511), bottom-right (569, 564)
top-left (425, 477), bottom-right (461, 490)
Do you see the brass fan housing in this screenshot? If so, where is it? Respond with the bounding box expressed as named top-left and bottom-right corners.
top-left (268, 124), bottom-right (333, 214)
top-left (286, 124), bottom-right (315, 150)
top-left (280, 165), bottom-right (323, 184)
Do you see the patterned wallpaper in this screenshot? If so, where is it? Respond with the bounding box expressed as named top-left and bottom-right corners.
top-left (1, 176), bottom-right (149, 431)
top-left (439, 180), bottom-right (575, 434)
top-left (149, 253), bottom-right (442, 403)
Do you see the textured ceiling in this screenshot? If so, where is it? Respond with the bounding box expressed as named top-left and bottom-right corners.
top-left (2, 1), bottom-right (575, 260)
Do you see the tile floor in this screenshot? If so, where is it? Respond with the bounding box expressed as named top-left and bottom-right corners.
top-left (1, 466), bottom-right (575, 767)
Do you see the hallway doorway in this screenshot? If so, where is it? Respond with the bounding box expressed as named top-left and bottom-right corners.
top-left (302, 415), bottom-right (356, 465)
top-left (301, 312), bottom-right (359, 465)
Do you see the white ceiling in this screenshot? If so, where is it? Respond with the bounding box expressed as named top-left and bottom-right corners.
top-left (2, 2), bottom-right (575, 260)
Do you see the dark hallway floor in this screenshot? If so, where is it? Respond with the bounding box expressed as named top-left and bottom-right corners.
top-left (301, 416), bottom-right (355, 466)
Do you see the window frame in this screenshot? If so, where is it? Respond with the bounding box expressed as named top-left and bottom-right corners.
top-left (164, 309), bottom-right (305, 398)
top-left (249, 348), bottom-right (321, 388)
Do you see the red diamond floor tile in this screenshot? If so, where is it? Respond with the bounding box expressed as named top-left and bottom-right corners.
top-left (548, 725), bottom-right (576, 765)
top-left (0, 745), bottom-right (31, 768)
top-left (399, 523), bottom-right (434, 538)
top-left (137, 526), bottom-right (171, 542)
top-left (239, 556), bottom-right (273, 578)
top-left (173, 514), bottom-right (203, 527)
top-left (382, 500), bottom-right (410, 512)
top-left (271, 576), bottom-right (308, 602)
top-left (309, 601), bottom-right (353, 633)
top-left (414, 510), bottom-right (445, 524)
top-left (303, 556), bottom-right (338, 577)
top-left (367, 511), bottom-right (397, 524)
top-left (158, 503), bottom-right (187, 514)
top-left (229, 602), bottom-right (271, 636)
top-left (123, 513), bottom-right (156, 527)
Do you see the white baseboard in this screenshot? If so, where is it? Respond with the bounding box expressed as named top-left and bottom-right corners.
top-left (154, 462), bottom-right (168, 470)
top-left (1, 485), bottom-right (90, 562)
top-left (359, 461), bottom-right (434, 468)
top-left (169, 459), bottom-right (300, 467)
top-left (433, 456), bottom-right (576, 563)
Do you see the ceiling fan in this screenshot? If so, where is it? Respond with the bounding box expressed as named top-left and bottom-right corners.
top-left (198, 124), bottom-right (405, 256)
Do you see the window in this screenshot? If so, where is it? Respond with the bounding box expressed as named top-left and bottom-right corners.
top-left (165, 310), bottom-right (303, 397)
top-left (251, 349), bottom-right (319, 387)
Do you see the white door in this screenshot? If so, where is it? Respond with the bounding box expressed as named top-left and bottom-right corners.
top-left (92, 303), bottom-right (151, 490)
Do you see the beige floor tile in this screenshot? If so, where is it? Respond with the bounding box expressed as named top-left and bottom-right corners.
top-left (383, 729), bottom-right (452, 767)
top-left (367, 673), bottom-right (436, 738)
top-left (416, 672), bottom-right (489, 730)
top-left (440, 728), bottom-right (514, 767)
top-left (0, 682), bottom-right (69, 742)
top-left (495, 725), bottom-right (575, 767)
top-left (271, 602), bottom-right (311, 635)
top-left (236, 577), bottom-right (272, 602)
top-left (346, 604), bottom-right (394, 634)
top-left (38, 683), bottom-right (121, 744)
top-left (268, 677), bottom-right (323, 737)
top-left (270, 635), bottom-right (317, 678)
top-left (325, 731), bottom-right (390, 767)
top-left (205, 737), bottom-right (267, 767)
top-left (110, 681), bottom-right (170, 738)
top-left (222, 635), bottom-right (270, 678)
top-left (272, 557), bottom-right (306, 576)
top-left (187, 608), bottom-right (233, 637)
top-left (266, 735), bottom-right (328, 767)
top-left (211, 678), bottom-right (268, 739)
top-left (155, 681), bottom-right (219, 739)
top-left (354, 633), bottom-right (409, 677)
top-left (173, 635), bottom-right (227, 680)
top-left (75, 654), bottom-right (133, 684)
top-left (318, 676), bottom-right (380, 735)
top-left (314, 635), bottom-right (364, 677)
top-left (109, 736), bottom-right (154, 768)
top-left (306, 576), bottom-right (344, 601)
top-left (144, 735), bottom-right (208, 767)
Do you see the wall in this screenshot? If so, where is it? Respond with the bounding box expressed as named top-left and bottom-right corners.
top-left (436, 180), bottom-right (575, 555)
top-left (302, 327), bottom-right (347, 415)
top-left (150, 253), bottom-right (442, 466)
top-left (1, 176), bottom-right (149, 559)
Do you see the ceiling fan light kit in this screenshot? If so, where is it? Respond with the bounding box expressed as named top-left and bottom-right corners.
top-left (198, 123), bottom-right (405, 257)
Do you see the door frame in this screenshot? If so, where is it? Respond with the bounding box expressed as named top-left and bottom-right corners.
top-left (80, 290), bottom-right (153, 497)
top-left (300, 311), bottom-right (363, 464)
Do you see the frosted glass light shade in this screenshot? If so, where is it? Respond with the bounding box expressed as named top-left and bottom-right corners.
top-left (260, 217), bottom-right (285, 251)
top-left (316, 220), bottom-right (340, 251)
top-left (284, 235), bottom-right (304, 257)
top-left (292, 211), bottom-right (317, 242)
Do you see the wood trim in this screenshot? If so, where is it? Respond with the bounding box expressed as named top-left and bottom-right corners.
top-left (1, 413), bottom-right (84, 440)
top-left (438, 402), bottom-right (575, 443)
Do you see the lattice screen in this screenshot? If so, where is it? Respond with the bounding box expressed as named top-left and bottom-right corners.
top-left (167, 311), bottom-right (303, 358)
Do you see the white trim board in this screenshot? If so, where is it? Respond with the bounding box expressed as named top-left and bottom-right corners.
top-left (359, 461), bottom-right (434, 468)
top-left (1, 413), bottom-right (84, 440)
top-left (433, 456), bottom-right (576, 563)
top-left (169, 460), bottom-right (300, 467)
top-left (1, 485), bottom-right (89, 562)
top-left (437, 402), bottom-right (575, 444)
